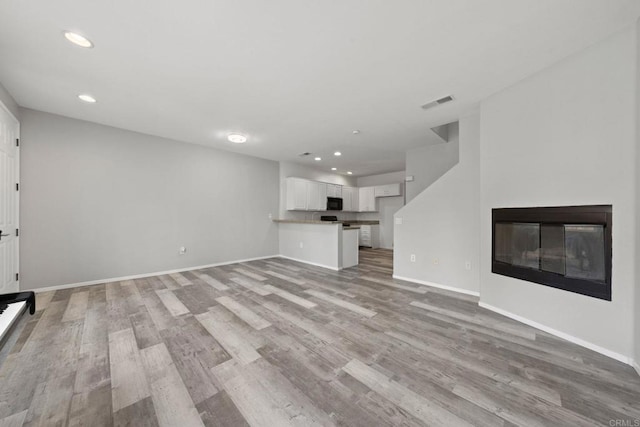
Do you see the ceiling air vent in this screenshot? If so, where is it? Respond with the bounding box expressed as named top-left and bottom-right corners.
top-left (421, 95), bottom-right (454, 110)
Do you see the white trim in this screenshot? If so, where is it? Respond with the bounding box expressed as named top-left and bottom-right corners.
top-left (392, 275), bottom-right (480, 297)
top-left (30, 255), bottom-right (279, 293)
top-left (15, 119), bottom-right (20, 294)
top-left (277, 255), bottom-right (340, 271)
top-left (478, 301), bottom-right (633, 366)
top-left (0, 98), bottom-right (20, 294)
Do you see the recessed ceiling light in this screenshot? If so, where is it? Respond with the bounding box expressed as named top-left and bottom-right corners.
top-left (352, 130), bottom-right (360, 134)
top-left (347, 171), bottom-right (353, 175)
top-left (331, 167), bottom-right (337, 171)
top-left (334, 151), bottom-right (341, 156)
top-left (314, 157), bottom-right (321, 161)
top-left (227, 134), bottom-right (247, 143)
top-left (78, 94), bottom-right (97, 103)
top-left (63, 31), bottom-right (93, 48)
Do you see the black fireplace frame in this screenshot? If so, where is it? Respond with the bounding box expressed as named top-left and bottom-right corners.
top-left (491, 205), bottom-right (612, 301)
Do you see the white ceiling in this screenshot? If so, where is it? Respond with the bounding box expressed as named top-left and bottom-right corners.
top-left (1, 1), bottom-right (639, 176)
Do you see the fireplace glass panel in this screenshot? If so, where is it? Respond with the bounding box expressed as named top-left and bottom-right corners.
top-left (564, 225), bottom-right (605, 281)
top-left (494, 223), bottom-right (513, 264)
top-left (510, 223), bottom-right (539, 269)
top-left (540, 224), bottom-right (565, 275)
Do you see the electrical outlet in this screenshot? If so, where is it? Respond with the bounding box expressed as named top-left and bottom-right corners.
top-left (299, 242), bottom-right (304, 249)
top-left (433, 258), bottom-right (439, 265)
top-left (410, 254), bottom-right (416, 262)
top-left (179, 246), bottom-right (186, 255)
top-left (465, 261), bottom-right (472, 270)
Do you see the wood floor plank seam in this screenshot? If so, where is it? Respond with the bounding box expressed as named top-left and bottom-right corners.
top-left (229, 276), bottom-right (272, 296)
top-left (216, 296), bottom-right (272, 331)
top-left (140, 343), bottom-right (205, 427)
top-left (154, 289), bottom-right (190, 317)
top-left (342, 358), bottom-right (474, 427)
top-left (359, 275), bottom-right (429, 294)
top-left (195, 311), bottom-right (262, 365)
top-left (108, 328), bottom-right (151, 413)
top-left (304, 289), bottom-right (377, 318)
top-left (168, 273), bottom-right (192, 287)
top-left (263, 284), bottom-right (317, 309)
top-left (197, 273), bottom-right (230, 291)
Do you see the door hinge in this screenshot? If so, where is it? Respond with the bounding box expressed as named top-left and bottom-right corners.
top-left (16, 183), bottom-right (19, 191)
top-left (15, 228), bottom-right (19, 237)
top-left (16, 138), bottom-right (19, 147)
top-left (15, 273), bottom-right (19, 281)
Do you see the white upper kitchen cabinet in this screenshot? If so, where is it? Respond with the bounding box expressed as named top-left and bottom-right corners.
top-left (374, 183), bottom-right (403, 198)
top-left (318, 182), bottom-right (328, 210)
top-left (286, 177), bottom-right (308, 210)
top-left (326, 184), bottom-right (342, 198)
top-left (358, 187), bottom-right (376, 212)
top-left (307, 181), bottom-right (327, 211)
top-left (342, 187), bottom-right (359, 212)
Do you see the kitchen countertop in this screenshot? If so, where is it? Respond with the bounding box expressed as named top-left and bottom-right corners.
top-left (272, 219), bottom-right (379, 226)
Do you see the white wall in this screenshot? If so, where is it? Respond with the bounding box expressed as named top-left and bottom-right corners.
top-left (479, 28), bottom-right (637, 360)
top-left (0, 81), bottom-right (20, 120)
top-left (405, 131), bottom-right (458, 203)
top-left (20, 109), bottom-right (280, 290)
top-left (394, 113), bottom-right (480, 294)
top-left (357, 171), bottom-right (405, 249)
top-left (278, 161), bottom-right (357, 221)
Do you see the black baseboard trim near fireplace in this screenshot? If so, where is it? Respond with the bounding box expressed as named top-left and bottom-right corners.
top-left (492, 205), bottom-right (612, 301)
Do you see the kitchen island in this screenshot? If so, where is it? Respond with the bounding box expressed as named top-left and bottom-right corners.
top-left (273, 219), bottom-right (379, 270)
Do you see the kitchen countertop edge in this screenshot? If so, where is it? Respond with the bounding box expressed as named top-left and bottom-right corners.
top-left (272, 219), bottom-right (380, 225)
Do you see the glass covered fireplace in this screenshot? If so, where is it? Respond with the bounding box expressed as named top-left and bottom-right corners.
top-left (492, 205), bottom-right (612, 300)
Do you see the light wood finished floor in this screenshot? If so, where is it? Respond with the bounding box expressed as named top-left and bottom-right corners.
top-left (1, 249), bottom-right (639, 426)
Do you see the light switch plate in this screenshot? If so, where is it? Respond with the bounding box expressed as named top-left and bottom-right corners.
top-left (395, 217), bottom-right (403, 225)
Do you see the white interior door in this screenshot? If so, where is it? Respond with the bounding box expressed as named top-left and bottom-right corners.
top-left (0, 102), bottom-right (19, 293)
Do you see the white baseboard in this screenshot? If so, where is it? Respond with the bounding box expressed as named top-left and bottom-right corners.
top-left (277, 255), bottom-right (340, 271)
top-left (392, 275), bottom-right (480, 297)
top-left (478, 301), bottom-right (633, 366)
top-left (28, 255), bottom-right (279, 293)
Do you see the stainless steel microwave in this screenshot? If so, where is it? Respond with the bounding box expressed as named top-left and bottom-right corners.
top-left (327, 197), bottom-right (343, 211)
